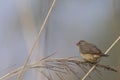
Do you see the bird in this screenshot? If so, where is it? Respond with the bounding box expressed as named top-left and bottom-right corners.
top-left (76, 40), bottom-right (108, 63)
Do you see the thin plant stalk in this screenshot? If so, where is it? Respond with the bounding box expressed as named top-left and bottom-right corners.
top-left (17, 0), bottom-right (56, 80)
top-left (82, 36), bottom-right (120, 80)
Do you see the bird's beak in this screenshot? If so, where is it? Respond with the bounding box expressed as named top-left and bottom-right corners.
top-left (76, 42), bottom-right (79, 46)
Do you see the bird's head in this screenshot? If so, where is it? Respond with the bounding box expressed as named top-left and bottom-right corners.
top-left (76, 40), bottom-right (86, 46)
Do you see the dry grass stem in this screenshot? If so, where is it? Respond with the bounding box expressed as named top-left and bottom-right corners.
top-left (55, 72), bottom-right (65, 80)
top-left (17, 0), bottom-right (56, 80)
top-left (0, 67), bottom-right (23, 80)
top-left (0, 57), bottom-right (118, 80)
top-left (82, 36), bottom-right (120, 80)
top-left (41, 71), bottom-right (51, 80)
top-left (96, 64), bottom-right (117, 72)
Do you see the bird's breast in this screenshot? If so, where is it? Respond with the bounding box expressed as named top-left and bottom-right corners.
top-left (80, 53), bottom-right (100, 63)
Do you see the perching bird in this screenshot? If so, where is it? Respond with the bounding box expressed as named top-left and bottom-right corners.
top-left (76, 40), bottom-right (108, 63)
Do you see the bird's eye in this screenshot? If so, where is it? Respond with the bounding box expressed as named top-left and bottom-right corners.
top-left (76, 42), bottom-right (80, 46)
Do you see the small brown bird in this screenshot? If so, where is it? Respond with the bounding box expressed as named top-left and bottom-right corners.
top-left (76, 40), bottom-right (108, 63)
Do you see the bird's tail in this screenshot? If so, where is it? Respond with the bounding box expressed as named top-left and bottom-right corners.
top-left (101, 54), bottom-right (109, 57)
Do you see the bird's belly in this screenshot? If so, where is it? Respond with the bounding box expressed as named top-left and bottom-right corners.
top-left (80, 53), bottom-right (100, 63)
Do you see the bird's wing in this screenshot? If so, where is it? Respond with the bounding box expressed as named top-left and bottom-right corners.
top-left (87, 43), bottom-right (102, 54)
top-left (80, 43), bottom-right (102, 54)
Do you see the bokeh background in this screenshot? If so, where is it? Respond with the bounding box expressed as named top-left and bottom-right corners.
top-left (0, 0), bottom-right (120, 80)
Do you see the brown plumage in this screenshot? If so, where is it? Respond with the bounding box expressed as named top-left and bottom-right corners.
top-left (76, 40), bottom-right (108, 63)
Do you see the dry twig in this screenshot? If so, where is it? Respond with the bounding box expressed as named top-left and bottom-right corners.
top-left (17, 0), bottom-right (56, 80)
top-left (82, 36), bottom-right (120, 80)
top-left (0, 57), bottom-right (118, 80)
